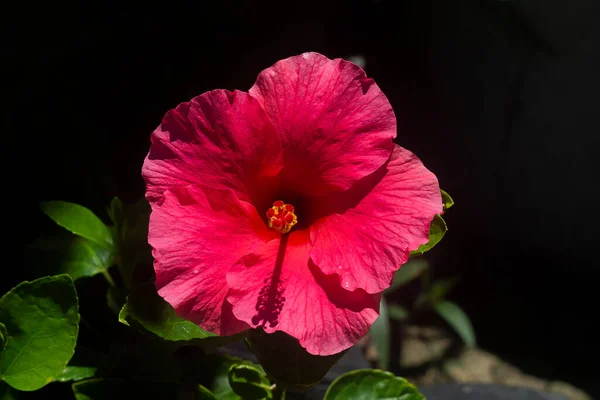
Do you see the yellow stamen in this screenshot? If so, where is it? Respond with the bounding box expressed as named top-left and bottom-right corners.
top-left (266, 200), bottom-right (298, 234)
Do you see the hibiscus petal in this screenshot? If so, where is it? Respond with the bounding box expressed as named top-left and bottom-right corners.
top-left (226, 231), bottom-right (379, 355)
top-left (249, 52), bottom-right (396, 197)
top-left (310, 145), bottom-right (443, 294)
top-left (143, 89), bottom-right (283, 203)
top-left (149, 184), bottom-right (277, 335)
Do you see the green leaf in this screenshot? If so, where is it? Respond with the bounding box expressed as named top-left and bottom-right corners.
top-left (0, 323), bottom-right (6, 351)
top-left (385, 258), bottom-right (430, 293)
top-left (57, 344), bottom-right (107, 384)
top-left (369, 299), bottom-right (390, 370)
top-left (0, 275), bottom-right (79, 390)
top-left (56, 366), bottom-right (97, 382)
top-left (388, 304), bottom-right (409, 321)
top-left (416, 278), bottom-right (459, 309)
top-left (72, 378), bottom-right (180, 400)
top-left (415, 280), bottom-right (456, 309)
top-left (0, 382), bottom-right (18, 400)
top-left (441, 189), bottom-right (454, 211)
top-left (27, 235), bottom-right (114, 281)
top-left (433, 300), bottom-right (476, 347)
top-left (206, 355), bottom-right (265, 400)
top-left (40, 201), bottom-right (113, 251)
top-left (197, 384), bottom-right (218, 400)
top-left (106, 286), bottom-right (127, 315)
top-left (107, 197), bottom-right (124, 227)
top-left (118, 281), bottom-right (215, 341)
top-left (410, 214), bottom-right (447, 257)
top-left (228, 364), bottom-right (272, 400)
top-left (247, 330), bottom-right (345, 387)
top-left (407, 191), bottom-right (453, 258)
top-left (109, 198), bottom-right (152, 288)
top-left (429, 279), bottom-right (458, 304)
top-left (324, 369), bottom-right (425, 400)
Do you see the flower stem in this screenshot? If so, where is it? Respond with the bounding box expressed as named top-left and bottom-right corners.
top-left (102, 270), bottom-right (116, 287)
top-left (272, 384), bottom-right (287, 400)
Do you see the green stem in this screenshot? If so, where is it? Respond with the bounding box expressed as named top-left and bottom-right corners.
top-left (420, 267), bottom-right (431, 292)
top-left (102, 270), bottom-right (116, 287)
top-left (272, 384), bottom-right (287, 400)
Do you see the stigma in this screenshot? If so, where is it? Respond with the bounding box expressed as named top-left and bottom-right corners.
top-left (266, 200), bottom-right (298, 234)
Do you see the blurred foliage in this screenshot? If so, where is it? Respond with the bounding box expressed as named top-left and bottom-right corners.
top-left (370, 190), bottom-right (476, 371)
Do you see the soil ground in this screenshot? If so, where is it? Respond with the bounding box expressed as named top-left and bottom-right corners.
top-left (360, 324), bottom-right (592, 400)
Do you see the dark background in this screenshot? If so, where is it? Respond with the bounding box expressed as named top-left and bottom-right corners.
top-left (10, 0), bottom-right (600, 397)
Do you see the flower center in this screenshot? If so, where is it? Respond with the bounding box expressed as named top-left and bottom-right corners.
top-left (266, 200), bottom-right (298, 234)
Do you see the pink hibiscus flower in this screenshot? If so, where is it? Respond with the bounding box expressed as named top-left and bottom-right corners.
top-left (142, 52), bottom-right (442, 356)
